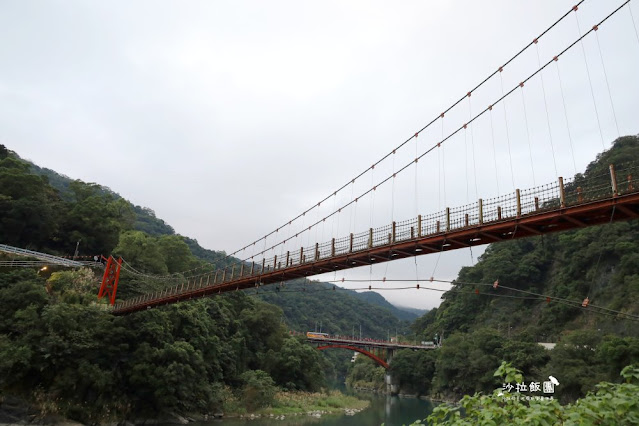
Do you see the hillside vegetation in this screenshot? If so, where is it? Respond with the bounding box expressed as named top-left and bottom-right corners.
top-left (416, 136), bottom-right (639, 341)
top-left (0, 144), bottom-right (421, 421)
top-left (347, 136), bottom-right (639, 403)
top-left (0, 266), bottom-right (331, 422)
top-left (2, 145), bottom-right (418, 330)
top-left (257, 280), bottom-right (413, 338)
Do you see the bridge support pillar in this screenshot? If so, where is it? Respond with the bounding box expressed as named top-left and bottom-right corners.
top-left (385, 349), bottom-right (398, 394)
top-left (385, 372), bottom-right (400, 395)
top-left (98, 256), bottom-right (122, 305)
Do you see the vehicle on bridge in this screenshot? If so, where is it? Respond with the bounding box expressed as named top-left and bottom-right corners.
top-left (306, 331), bottom-right (329, 339)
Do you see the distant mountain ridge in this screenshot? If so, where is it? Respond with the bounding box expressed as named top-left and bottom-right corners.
top-left (256, 280), bottom-right (414, 339)
top-left (27, 159), bottom-right (176, 237)
top-left (349, 291), bottom-right (427, 321)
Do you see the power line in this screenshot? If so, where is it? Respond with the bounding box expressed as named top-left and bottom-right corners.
top-left (249, 277), bottom-right (639, 322)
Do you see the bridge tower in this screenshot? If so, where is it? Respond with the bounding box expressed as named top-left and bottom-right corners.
top-left (98, 256), bottom-right (122, 305)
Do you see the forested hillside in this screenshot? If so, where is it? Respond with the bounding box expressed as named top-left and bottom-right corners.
top-left (348, 135), bottom-right (639, 403)
top-left (0, 267), bottom-right (327, 423)
top-left (7, 146), bottom-right (415, 329)
top-left (351, 291), bottom-right (426, 321)
top-left (257, 280), bottom-right (413, 338)
top-left (0, 144), bottom-right (422, 421)
top-left (0, 146), bottom-right (329, 422)
top-left (414, 135), bottom-right (639, 341)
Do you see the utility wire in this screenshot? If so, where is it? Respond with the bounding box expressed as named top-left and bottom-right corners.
top-left (294, 277), bottom-right (639, 321)
top-left (245, 278), bottom-right (639, 322)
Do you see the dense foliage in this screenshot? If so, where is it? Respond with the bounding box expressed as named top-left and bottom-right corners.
top-left (415, 362), bottom-right (639, 425)
top-left (1, 145), bottom-right (423, 421)
top-left (255, 280), bottom-right (419, 386)
top-left (345, 136), bottom-right (639, 404)
top-left (0, 268), bottom-right (329, 422)
top-left (388, 327), bottom-right (639, 403)
top-left (257, 280), bottom-right (413, 340)
top-left (346, 357), bottom-right (386, 391)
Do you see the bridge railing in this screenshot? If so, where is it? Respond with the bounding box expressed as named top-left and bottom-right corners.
top-left (616, 165), bottom-right (638, 195)
top-left (252, 165), bottom-right (638, 273)
top-left (113, 163), bottom-right (639, 311)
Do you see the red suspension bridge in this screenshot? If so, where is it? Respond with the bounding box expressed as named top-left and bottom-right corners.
top-left (111, 167), bottom-right (639, 314)
top-left (4, 2), bottom-right (638, 326)
top-left (107, 0), bottom-right (639, 315)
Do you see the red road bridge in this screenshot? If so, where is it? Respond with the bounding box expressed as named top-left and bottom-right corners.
top-left (304, 332), bottom-right (436, 392)
top-left (112, 165), bottom-right (639, 315)
top-left (303, 332), bottom-right (436, 370)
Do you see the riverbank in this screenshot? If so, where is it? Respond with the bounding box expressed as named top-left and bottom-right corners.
top-left (0, 395), bottom-right (83, 426)
top-left (347, 385), bottom-right (459, 407)
top-left (0, 390), bottom-right (368, 425)
top-left (217, 392), bottom-right (436, 426)
top-left (228, 390), bottom-right (369, 419)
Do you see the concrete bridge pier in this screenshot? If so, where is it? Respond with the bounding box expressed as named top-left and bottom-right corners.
top-left (385, 372), bottom-right (399, 395)
top-left (385, 349), bottom-right (399, 394)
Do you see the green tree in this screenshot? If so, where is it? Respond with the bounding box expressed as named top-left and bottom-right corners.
top-left (59, 180), bottom-right (130, 255)
top-left (0, 156), bottom-right (60, 248)
top-left (597, 336), bottom-right (639, 380)
top-left (433, 329), bottom-right (503, 396)
top-left (240, 370), bottom-right (277, 411)
top-left (419, 363), bottom-right (639, 425)
top-left (391, 349), bottom-right (437, 395)
top-left (113, 230), bottom-right (168, 274)
top-left (542, 330), bottom-right (605, 402)
top-left (157, 235), bottom-right (198, 273)
top-left (263, 336), bottom-right (326, 391)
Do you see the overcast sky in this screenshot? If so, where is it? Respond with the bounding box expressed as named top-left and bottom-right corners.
top-left (2, 1), bottom-right (638, 310)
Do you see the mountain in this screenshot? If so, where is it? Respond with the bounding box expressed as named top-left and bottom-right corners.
top-left (256, 280), bottom-right (413, 339)
top-left (28, 158), bottom-right (176, 238)
top-left (393, 305), bottom-right (428, 317)
top-left (350, 291), bottom-right (427, 321)
top-left (346, 136), bottom-right (639, 402)
top-left (413, 135), bottom-right (639, 342)
top-left (4, 145), bottom-right (416, 339)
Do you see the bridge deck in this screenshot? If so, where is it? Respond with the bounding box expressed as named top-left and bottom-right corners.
top-left (0, 243), bottom-right (100, 268)
top-left (306, 336), bottom-right (436, 350)
top-left (113, 171), bottom-right (639, 315)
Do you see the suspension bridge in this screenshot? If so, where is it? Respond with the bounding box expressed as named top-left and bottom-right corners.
top-left (3, 1), bottom-right (639, 324)
top-left (107, 1), bottom-right (639, 315)
top-left (112, 170), bottom-right (639, 314)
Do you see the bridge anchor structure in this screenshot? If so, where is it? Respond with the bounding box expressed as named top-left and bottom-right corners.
top-left (98, 256), bottom-right (122, 306)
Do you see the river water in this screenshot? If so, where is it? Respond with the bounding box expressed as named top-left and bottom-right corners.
top-left (203, 393), bottom-right (435, 426)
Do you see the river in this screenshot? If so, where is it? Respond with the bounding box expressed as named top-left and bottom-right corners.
top-left (199, 393), bottom-right (436, 426)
